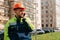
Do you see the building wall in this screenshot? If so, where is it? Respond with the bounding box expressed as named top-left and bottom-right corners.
top-left (41, 0), bottom-right (56, 29)
top-left (34, 0), bottom-right (41, 29)
top-left (0, 0), bottom-right (9, 30)
top-left (0, 0), bottom-right (56, 29)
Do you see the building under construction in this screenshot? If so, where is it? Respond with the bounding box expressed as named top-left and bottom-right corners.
top-left (0, 0), bottom-right (56, 30)
top-left (41, 0), bottom-right (56, 29)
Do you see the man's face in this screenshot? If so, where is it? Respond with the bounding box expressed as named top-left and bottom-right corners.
top-left (14, 9), bottom-right (25, 18)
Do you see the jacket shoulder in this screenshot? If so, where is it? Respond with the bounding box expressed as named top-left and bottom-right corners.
top-left (8, 17), bottom-right (16, 23)
top-left (25, 17), bottom-right (31, 23)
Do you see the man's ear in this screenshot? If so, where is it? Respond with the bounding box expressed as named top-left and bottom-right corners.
top-left (14, 10), bottom-right (16, 13)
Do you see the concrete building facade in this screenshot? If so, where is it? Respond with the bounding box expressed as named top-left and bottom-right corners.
top-left (41, 0), bottom-right (56, 29)
top-left (0, 0), bottom-right (56, 29)
top-left (0, 0), bottom-right (9, 30)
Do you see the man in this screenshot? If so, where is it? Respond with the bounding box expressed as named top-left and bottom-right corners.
top-left (4, 3), bottom-right (34, 40)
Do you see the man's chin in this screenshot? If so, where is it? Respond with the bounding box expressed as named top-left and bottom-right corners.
top-left (17, 16), bottom-right (21, 18)
top-left (18, 16), bottom-right (24, 18)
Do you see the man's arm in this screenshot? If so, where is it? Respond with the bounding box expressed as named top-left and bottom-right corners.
top-left (4, 21), bottom-right (10, 40)
top-left (26, 18), bottom-right (35, 31)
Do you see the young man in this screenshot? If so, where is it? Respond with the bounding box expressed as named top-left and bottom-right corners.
top-left (4, 3), bottom-right (34, 40)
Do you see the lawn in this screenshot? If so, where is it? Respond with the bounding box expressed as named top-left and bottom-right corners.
top-left (32, 32), bottom-right (60, 40)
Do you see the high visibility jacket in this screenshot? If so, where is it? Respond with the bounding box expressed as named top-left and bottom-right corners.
top-left (4, 16), bottom-right (34, 40)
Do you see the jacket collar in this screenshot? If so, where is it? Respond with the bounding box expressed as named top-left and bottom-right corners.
top-left (14, 16), bottom-right (23, 22)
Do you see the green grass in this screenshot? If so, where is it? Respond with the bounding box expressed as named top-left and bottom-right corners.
top-left (32, 32), bottom-right (60, 40)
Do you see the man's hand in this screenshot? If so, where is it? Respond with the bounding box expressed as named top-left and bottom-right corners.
top-left (22, 12), bottom-right (26, 19)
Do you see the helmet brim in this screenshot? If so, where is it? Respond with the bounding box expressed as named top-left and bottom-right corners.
top-left (13, 7), bottom-right (26, 11)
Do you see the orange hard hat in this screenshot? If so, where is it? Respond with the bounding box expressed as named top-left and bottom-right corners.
top-left (13, 3), bottom-right (26, 10)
